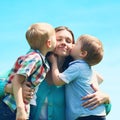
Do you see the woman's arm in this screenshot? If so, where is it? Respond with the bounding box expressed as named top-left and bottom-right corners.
top-left (82, 84), bottom-right (110, 109)
top-left (83, 70), bottom-right (110, 109)
top-left (0, 79), bottom-right (34, 103)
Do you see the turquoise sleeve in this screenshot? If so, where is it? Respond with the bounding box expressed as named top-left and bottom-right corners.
top-left (0, 80), bottom-right (7, 97)
top-left (105, 103), bottom-right (112, 115)
top-left (0, 70), bottom-right (11, 97)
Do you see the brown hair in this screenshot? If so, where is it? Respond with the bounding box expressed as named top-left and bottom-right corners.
top-left (78, 34), bottom-right (104, 66)
top-left (26, 23), bottom-right (55, 50)
top-left (55, 26), bottom-right (75, 44)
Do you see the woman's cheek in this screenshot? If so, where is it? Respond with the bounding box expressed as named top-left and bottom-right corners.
top-left (53, 49), bottom-right (69, 56)
top-left (67, 44), bottom-right (73, 52)
top-left (69, 44), bottom-right (73, 49)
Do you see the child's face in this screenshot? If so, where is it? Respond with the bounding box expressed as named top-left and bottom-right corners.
top-left (54, 30), bottom-right (73, 57)
top-left (70, 39), bottom-right (82, 59)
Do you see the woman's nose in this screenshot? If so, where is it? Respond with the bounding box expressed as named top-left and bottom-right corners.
top-left (61, 39), bottom-right (66, 45)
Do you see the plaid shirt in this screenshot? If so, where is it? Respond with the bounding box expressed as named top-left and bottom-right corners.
top-left (3, 49), bottom-right (50, 111)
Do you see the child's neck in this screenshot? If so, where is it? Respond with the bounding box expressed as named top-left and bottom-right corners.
top-left (40, 49), bottom-right (48, 56)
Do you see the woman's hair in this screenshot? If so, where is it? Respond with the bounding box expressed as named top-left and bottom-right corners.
top-left (55, 26), bottom-right (75, 71)
top-left (55, 26), bottom-right (75, 44)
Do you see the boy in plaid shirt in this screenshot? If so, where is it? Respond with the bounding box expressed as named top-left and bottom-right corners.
top-left (0, 22), bottom-right (56, 120)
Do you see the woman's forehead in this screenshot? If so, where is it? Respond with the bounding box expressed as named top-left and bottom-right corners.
top-left (56, 30), bottom-right (73, 39)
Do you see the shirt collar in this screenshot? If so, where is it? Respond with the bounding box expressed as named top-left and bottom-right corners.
top-left (28, 49), bottom-right (50, 70)
top-left (69, 59), bottom-right (86, 66)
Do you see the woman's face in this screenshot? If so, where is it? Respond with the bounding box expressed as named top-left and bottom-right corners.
top-left (54, 30), bottom-right (73, 57)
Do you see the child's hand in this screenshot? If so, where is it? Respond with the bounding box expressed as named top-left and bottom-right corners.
top-left (16, 107), bottom-right (27, 120)
top-left (48, 53), bottom-right (57, 64)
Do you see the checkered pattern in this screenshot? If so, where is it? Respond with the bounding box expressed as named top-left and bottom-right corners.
top-left (3, 49), bottom-right (50, 111)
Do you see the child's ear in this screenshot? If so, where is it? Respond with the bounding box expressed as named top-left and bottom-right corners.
top-left (80, 50), bottom-right (87, 58)
top-left (46, 39), bottom-right (51, 48)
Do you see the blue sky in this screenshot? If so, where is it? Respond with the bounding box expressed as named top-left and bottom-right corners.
top-left (0, 0), bottom-right (120, 119)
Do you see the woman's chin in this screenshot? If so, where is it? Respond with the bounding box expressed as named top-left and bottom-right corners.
top-left (54, 50), bottom-right (69, 57)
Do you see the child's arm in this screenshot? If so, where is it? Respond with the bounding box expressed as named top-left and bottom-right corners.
top-left (49, 54), bottom-right (66, 86)
top-left (12, 74), bottom-right (27, 119)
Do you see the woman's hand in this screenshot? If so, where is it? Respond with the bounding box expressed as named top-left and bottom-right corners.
top-left (22, 81), bottom-right (35, 104)
top-left (4, 81), bottom-right (34, 104)
top-left (82, 85), bottom-right (110, 109)
top-left (82, 90), bottom-right (110, 110)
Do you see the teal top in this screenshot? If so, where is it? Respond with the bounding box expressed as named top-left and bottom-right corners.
top-left (0, 80), bottom-right (7, 98)
top-left (0, 70), bottom-right (66, 120)
top-left (30, 80), bottom-right (66, 120)
top-left (0, 71), bottom-right (111, 119)
top-left (0, 71), bottom-right (10, 98)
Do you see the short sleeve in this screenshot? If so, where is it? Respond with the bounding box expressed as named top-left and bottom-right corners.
top-left (59, 64), bottom-right (80, 84)
top-left (16, 53), bottom-right (42, 77)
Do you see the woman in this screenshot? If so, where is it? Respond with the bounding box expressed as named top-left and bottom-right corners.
top-left (30, 26), bottom-right (75, 120)
top-left (29, 26), bottom-right (110, 120)
top-left (0, 26), bottom-right (110, 120)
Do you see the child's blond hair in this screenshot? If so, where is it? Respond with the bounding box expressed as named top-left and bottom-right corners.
top-left (26, 23), bottom-right (55, 50)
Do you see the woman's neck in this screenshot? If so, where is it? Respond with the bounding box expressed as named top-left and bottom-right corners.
top-left (57, 56), bottom-right (66, 72)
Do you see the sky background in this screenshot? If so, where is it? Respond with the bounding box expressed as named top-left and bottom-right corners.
top-left (0, 0), bottom-right (120, 119)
